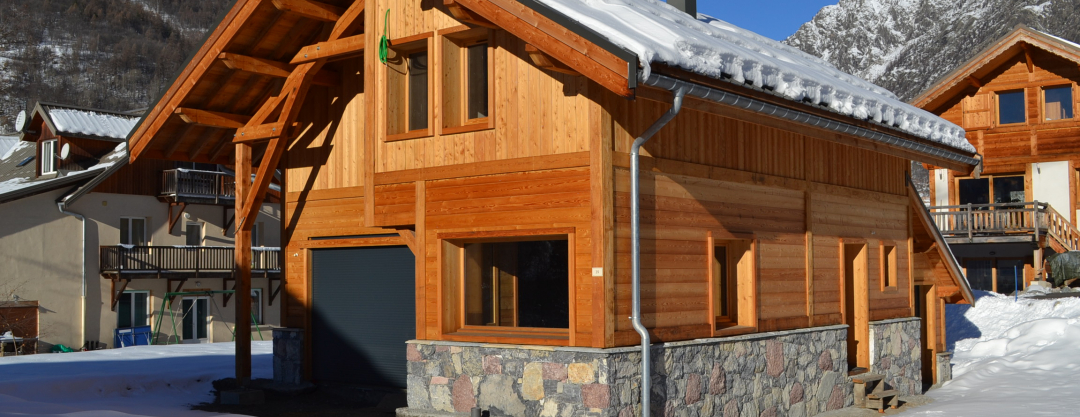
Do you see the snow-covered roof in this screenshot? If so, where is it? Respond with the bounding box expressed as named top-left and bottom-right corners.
top-left (38, 103), bottom-right (140, 141)
top-left (0, 140), bottom-right (126, 203)
top-left (0, 134), bottom-right (18, 158)
top-left (534, 0), bottom-right (974, 153)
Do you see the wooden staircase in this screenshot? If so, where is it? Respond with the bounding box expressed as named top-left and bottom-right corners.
top-left (852, 373), bottom-right (898, 413)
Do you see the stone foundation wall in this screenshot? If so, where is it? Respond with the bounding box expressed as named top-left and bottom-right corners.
top-left (273, 328), bottom-right (304, 385)
top-left (402, 325), bottom-right (854, 417)
top-left (869, 318), bottom-right (922, 395)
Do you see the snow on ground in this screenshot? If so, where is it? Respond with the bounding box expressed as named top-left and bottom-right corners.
top-left (0, 341), bottom-right (272, 417)
top-left (900, 290), bottom-right (1080, 416)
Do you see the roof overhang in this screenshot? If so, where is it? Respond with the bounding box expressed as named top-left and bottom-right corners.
top-left (912, 25), bottom-right (1080, 113)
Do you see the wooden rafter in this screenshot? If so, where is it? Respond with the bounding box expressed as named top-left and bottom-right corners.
top-left (965, 75), bottom-right (983, 89)
top-left (272, 0), bottom-right (343, 22)
top-left (189, 130), bottom-right (228, 161)
top-left (444, 0), bottom-right (496, 28)
top-left (526, 44), bottom-right (580, 75)
top-left (163, 124), bottom-right (197, 159)
top-left (176, 107), bottom-right (251, 129)
top-left (291, 34), bottom-right (366, 64)
top-left (218, 53), bottom-right (341, 87)
top-left (234, 0), bottom-right (366, 234)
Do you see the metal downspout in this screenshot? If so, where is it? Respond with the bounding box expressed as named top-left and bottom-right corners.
top-left (630, 86), bottom-right (687, 417)
top-left (57, 202), bottom-right (87, 349)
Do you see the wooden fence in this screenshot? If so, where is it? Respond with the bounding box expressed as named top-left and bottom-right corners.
top-left (927, 201), bottom-right (1080, 251)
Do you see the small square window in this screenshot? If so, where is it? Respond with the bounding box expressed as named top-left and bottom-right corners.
top-left (1044, 86), bottom-right (1073, 121)
top-left (185, 223), bottom-right (202, 246)
top-left (997, 90), bottom-right (1025, 125)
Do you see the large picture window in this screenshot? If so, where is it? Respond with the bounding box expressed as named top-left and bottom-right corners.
top-left (442, 231), bottom-right (571, 336)
top-left (957, 174), bottom-right (1025, 206)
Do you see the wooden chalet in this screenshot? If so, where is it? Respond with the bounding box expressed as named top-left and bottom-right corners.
top-left (914, 25), bottom-right (1080, 293)
top-left (127, 0), bottom-right (978, 413)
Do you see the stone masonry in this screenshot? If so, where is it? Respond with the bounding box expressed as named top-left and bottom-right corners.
top-left (273, 328), bottom-right (305, 385)
top-left (400, 325), bottom-right (854, 417)
top-left (869, 318), bottom-right (922, 395)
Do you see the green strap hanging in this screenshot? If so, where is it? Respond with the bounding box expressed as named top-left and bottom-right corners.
top-left (379, 9), bottom-right (391, 64)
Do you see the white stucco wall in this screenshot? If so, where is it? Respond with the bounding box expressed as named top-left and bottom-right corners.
top-left (0, 189), bottom-right (281, 350)
top-left (1031, 161), bottom-right (1070, 220)
top-left (934, 169), bottom-right (950, 207)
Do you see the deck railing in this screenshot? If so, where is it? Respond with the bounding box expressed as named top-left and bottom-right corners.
top-left (161, 169), bottom-right (235, 201)
top-left (99, 246), bottom-right (281, 274)
top-left (927, 201), bottom-right (1080, 251)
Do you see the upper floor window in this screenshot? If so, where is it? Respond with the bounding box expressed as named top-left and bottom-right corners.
top-left (41, 140), bottom-right (57, 175)
top-left (441, 28), bottom-right (493, 134)
top-left (997, 90), bottom-right (1025, 125)
top-left (185, 222), bottom-right (202, 246)
top-left (387, 35), bottom-right (432, 140)
top-left (1043, 86), bottom-right (1073, 121)
top-left (121, 217), bottom-right (147, 246)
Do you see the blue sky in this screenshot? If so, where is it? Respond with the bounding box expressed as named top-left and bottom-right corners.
top-left (697, 1), bottom-right (840, 41)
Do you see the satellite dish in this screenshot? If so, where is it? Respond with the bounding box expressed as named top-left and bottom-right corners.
top-left (14, 111), bottom-right (26, 132)
top-left (59, 143), bottom-right (71, 160)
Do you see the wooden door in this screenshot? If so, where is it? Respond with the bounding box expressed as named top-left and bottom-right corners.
top-left (843, 243), bottom-right (870, 370)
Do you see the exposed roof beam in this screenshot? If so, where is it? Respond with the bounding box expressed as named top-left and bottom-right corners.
top-left (444, 0), bottom-right (496, 28)
top-left (1021, 42), bottom-right (1035, 73)
top-left (291, 34), bottom-right (365, 64)
top-left (966, 75), bottom-right (983, 89)
top-left (163, 124), bottom-right (197, 159)
top-left (271, 0), bottom-right (343, 22)
top-left (234, 122), bottom-right (294, 144)
top-left (175, 107), bottom-right (251, 129)
top-left (188, 129), bottom-right (227, 161)
top-left (218, 53), bottom-right (340, 87)
top-left (327, 0), bottom-right (365, 39)
top-left (525, 44), bottom-right (580, 75)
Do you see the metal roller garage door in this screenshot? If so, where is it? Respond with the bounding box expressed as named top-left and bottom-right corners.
top-left (311, 246), bottom-right (415, 387)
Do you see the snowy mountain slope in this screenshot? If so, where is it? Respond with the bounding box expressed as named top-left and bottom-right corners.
top-left (786, 0), bottom-right (1080, 102)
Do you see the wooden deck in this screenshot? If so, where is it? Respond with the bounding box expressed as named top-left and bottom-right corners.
top-left (160, 169), bottom-right (236, 206)
top-left (99, 245), bottom-right (280, 278)
top-left (928, 202), bottom-right (1080, 252)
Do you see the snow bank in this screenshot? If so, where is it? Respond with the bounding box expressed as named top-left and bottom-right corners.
top-left (0, 342), bottom-right (271, 417)
top-left (534, 0), bottom-right (972, 152)
top-left (899, 291), bottom-right (1080, 416)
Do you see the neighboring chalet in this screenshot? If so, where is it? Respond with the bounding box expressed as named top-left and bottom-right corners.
top-left (0, 102), bottom-right (281, 353)
top-left (126, 0), bottom-right (976, 415)
top-left (914, 26), bottom-right (1080, 294)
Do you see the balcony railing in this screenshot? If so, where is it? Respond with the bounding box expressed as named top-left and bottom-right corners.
top-left (927, 201), bottom-right (1080, 251)
top-left (100, 246), bottom-right (281, 277)
top-left (161, 169), bottom-right (235, 204)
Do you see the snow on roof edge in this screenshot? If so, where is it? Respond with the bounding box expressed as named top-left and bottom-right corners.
top-left (533, 0), bottom-right (974, 154)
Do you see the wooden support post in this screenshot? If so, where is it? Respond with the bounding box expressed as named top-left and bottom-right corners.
top-left (168, 202), bottom-right (188, 234)
top-left (235, 143), bottom-right (252, 385)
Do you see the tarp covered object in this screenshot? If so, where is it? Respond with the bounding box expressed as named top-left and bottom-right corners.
top-left (1046, 251), bottom-right (1080, 287)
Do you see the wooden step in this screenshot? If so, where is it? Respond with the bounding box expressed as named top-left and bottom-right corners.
top-left (867, 389), bottom-right (898, 400)
top-left (852, 373), bottom-right (884, 384)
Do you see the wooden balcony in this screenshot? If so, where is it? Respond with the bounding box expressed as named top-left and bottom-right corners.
top-left (161, 169), bottom-right (236, 206)
top-left (99, 245), bottom-right (280, 279)
top-left (928, 202), bottom-right (1080, 252)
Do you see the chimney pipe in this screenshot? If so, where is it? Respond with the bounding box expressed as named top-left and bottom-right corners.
top-left (669, 0), bottom-right (697, 17)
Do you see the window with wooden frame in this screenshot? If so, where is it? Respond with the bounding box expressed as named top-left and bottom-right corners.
top-left (40, 139), bottom-right (57, 175)
top-left (441, 230), bottom-right (571, 338)
top-left (709, 235), bottom-right (756, 333)
top-left (956, 174), bottom-right (1025, 206)
top-left (440, 27), bottom-right (493, 135)
top-left (1043, 85), bottom-right (1074, 121)
top-left (387, 34), bottom-right (433, 141)
top-left (997, 90), bottom-right (1026, 125)
top-left (880, 244), bottom-right (898, 291)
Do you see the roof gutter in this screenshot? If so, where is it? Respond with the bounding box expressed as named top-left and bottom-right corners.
top-left (641, 73), bottom-right (981, 169)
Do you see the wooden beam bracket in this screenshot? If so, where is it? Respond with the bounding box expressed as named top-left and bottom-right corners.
top-left (233, 122), bottom-right (293, 144)
top-left (525, 44), bottom-right (580, 76)
top-left (110, 278), bottom-right (131, 312)
top-left (168, 202), bottom-right (188, 234)
top-left (268, 277), bottom-right (282, 306)
top-left (444, 0), bottom-right (497, 28)
top-left (166, 279), bottom-right (188, 302)
top-left (292, 35), bottom-right (366, 64)
top-left (176, 108), bottom-right (251, 129)
top-left (222, 278), bottom-right (238, 307)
